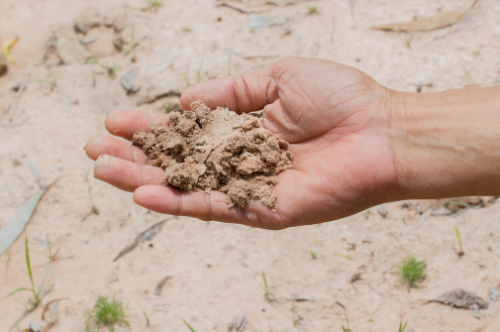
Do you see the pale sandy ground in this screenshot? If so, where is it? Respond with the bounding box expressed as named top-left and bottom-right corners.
top-left (1, 0), bottom-right (500, 331)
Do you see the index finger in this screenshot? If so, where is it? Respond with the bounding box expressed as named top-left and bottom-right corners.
top-left (104, 111), bottom-right (170, 140)
top-left (180, 65), bottom-right (276, 113)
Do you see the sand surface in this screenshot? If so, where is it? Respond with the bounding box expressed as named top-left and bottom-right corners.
top-left (1, 0), bottom-right (500, 331)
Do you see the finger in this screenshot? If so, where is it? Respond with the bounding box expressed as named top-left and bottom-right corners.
top-left (85, 135), bottom-right (148, 164)
top-left (180, 65), bottom-right (277, 113)
top-left (105, 111), bottom-right (170, 141)
top-left (133, 185), bottom-right (288, 230)
top-left (94, 155), bottom-right (164, 192)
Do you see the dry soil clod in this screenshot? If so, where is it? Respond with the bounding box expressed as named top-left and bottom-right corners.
top-left (132, 100), bottom-right (293, 211)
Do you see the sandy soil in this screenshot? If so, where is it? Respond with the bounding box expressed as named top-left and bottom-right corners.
top-left (1, 0), bottom-right (500, 331)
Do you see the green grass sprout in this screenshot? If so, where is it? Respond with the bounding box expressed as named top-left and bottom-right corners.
top-left (398, 254), bottom-right (426, 288)
top-left (262, 272), bottom-right (275, 302)
top-left (182, 319), bottom-right (196, 332)
top-left (6, 233), bottom-right (44, 311)
top-left (455, 224), bottom-right (464, 256)
top-left (37, 73), bottom-right (57, 91)
top-left (86, 295), bottom-right (129, 332)
top-left (398, 320), bottom-right (408, 332)
top-left (308, 5), bottom-right (318, 14)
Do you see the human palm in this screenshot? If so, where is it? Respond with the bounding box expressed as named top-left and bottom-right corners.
top-left (86, 58), bottom-right (398, 229)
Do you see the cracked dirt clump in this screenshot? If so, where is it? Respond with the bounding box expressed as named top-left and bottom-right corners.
top-left (132, 100), bottom-right (293, 211)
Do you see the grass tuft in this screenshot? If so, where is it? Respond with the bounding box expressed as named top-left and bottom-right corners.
top-left (398, 320), bottom-right (408, 332)
top-left (37, 73), bottom-right (57, 91)
top-left (262, 272), bottom-right (275, 302)
top-left (86, 296), bottom-right (129, 332)
top-left (6, 233), bottom-right (44, 311)
top-left (307, 5), bottom-right (318, 14)
top-left (397, 254), bottom-right (426, 288)
top-left (182, 319), bottom-right (196, 332)
top-left (455, 224), bottom-right (464, 256)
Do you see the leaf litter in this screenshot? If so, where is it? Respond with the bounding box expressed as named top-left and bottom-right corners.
top-left (0, 179), bottom-right (58, 257)
top-left (113, 218), bottom-right (173, 261)
top-left (372, 0), bottom-right (480, 32)
top-left (426, 289), bottom-right (489, 310)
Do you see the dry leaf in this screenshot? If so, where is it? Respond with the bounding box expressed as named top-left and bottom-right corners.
top-left (0, 52), bottom-right (7, 76)
top-left (113, 218), bottom-right (172, 261)
top-left (372, 0), bottom-right (479, 32)
top-left (2, 37), bottom-right (19, 65)
top-left (266, 0), bottom-right (298, 6)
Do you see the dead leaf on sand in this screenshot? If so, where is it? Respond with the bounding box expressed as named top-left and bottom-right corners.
top-left (52, 28), bottom-right (92, 65)
top-left (372, 0), bottom-right (480, 32)
top-left (426, 289), bottom-right (489, 309)
top-left (154, 276), bottom-right (172, 296)
top-left (2, 37), bottom-right (19, 65)
top-left (266, 0), bottom-right (298, 6)
top-left (113, 218), bottom-right (173, 261)
top-left (1, 37), bottom-right (19, 76)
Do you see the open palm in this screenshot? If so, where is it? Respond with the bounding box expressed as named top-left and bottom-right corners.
top-left (86, 57), bottom-right (398, 229)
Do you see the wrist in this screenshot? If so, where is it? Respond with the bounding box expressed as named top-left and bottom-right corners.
top-left (385, 85), bottom-right (500, 200)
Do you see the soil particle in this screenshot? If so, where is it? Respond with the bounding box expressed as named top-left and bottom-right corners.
top-left (96, 154), bottom-right (110, 167)
top-left (92, 136), bottom-right (103, 146)
top-left (132, 100), bottom-right (293, 210)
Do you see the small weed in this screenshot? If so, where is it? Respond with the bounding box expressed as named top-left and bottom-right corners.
top-left (335, 253), bottom-right (353, 261)
top-left (36, 234), bottom-right (61, 262)
top-left (181, 73), bottom-right (190, 86)
top-left (123, 26), bottom-right (136, 55)
top-left (82, 167), bottom-right (99, 220)
top-left (182, 26), bottom-right (192, 33)
top-left (309, 250), bottom-right (317, 259)
top-left (182, 319), bottom-right (196, 332)
top-left (341, 312), bottom-right (351, 332)
top-left (138, 303), bottom-right (154, 327)
top-left (398, 254), bottom-right (426, 288)
top-left (398, 320), bottom-right (408, 332)
top-left (37, 73), bottom-right (57, 91)
top-left (138, 0), bottom-right (163, 11)
top-left (162, 103), bottom-right (170, 113)
top-left (86, 296), bottom-right (129, 332)
top-left (307, 5), bottom-right (318, 14)
top-left (262, 272), bottom-right (275, 302)
top-left (7, 234), bottom-right (44, 311)
top-left (89, 60), bottom-right (119, 77)
top-left (488, 245), bottom-right (493, 251)
top-left (455, 224), bottom-right (464, 256)
top-left (196, 60), bottom-right (203, 84)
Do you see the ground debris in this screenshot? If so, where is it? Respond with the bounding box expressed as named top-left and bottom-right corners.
top-left (228, 316), bottom-right (247, 332)
top-left (8, 82), bottom-right (26, 121)
top-left (248, 13), bottom-right (283, 29)
top-left (266, 0), bottom-right (299, 6)
top-left (350, 272), bottom-right (362, 283)
top-left (377, 205), bottom-right (388, 218)
top-left (120, 67), bottom-right (140, 94)
top-left (154, 276), bottom-right (172, 296)
top-left (113, 218), bottom-right (172, 261)
top-left (216, 2), bottom-right (247, 14)
top-left (372, 0), bottom-right (480, 32)
top-left (51, 27), bottom-right (92, 64)
top-left (0, 180), bottom-right (57, 256)
top-left (290, 293), bottom-right (323, 302)
top-left (426, 289), bottom-right (489, 310)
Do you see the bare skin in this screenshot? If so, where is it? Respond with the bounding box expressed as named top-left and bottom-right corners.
top-left (85, 57), bottom-right (500, 230)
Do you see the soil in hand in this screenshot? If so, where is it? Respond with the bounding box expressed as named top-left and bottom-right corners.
top-left (132, 101), bottom-right (293, 210)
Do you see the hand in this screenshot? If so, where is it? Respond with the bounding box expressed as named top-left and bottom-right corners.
top-left (86, 57), bottom-right (400, 229)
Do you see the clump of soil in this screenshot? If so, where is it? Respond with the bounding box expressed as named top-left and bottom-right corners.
top-left (132, 101), bottom-right (293, 211)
